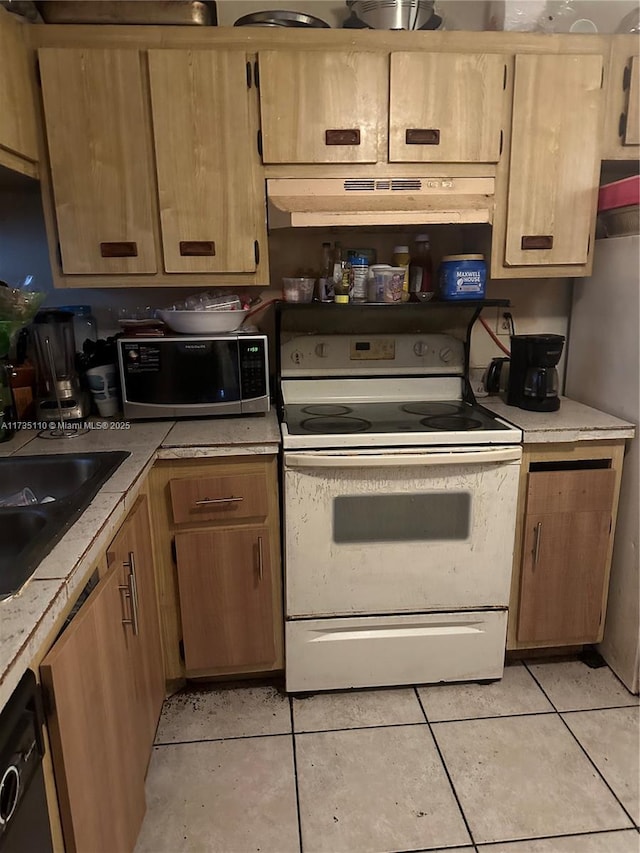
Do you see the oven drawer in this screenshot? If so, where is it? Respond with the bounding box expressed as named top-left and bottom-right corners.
top-left (169, 472), bottom-right (268, 524)
top-left (285, 610), bottom-right (507, 692)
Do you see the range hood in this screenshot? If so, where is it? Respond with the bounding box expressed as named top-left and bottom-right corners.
top-left (266, 177), bottom-right (495, 229)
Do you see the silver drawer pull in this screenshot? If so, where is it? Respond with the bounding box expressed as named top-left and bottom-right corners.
top-left (194, 496), bottom-right (244, 506)
top-left (119, 551), bottom-right (139, 636)
top-left (533, 522), bottom-right (543, 567)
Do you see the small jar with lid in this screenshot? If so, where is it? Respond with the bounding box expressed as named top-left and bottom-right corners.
top-left (392, 245), bottom-right (410, 300)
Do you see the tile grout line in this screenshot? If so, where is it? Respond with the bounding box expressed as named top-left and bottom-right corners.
top-left (474, 825), bottom-right (640, 847)
top-left (289, 696), bottom-right (305, 853)
top-left (154, 729), bottom-right (293, 748)
top-left (523, 662), bottom-right (639, 830)
top-left (413, 686), bottom-right (478, 850)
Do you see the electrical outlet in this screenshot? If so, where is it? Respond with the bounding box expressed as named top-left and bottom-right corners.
top-left (496, 311), bottom-right (512, 337)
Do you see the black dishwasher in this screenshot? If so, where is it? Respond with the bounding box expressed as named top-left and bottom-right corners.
top-left (0, 670), bottom-right (53, 852)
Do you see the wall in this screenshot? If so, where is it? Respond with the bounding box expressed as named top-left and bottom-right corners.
top-left (0, 178), bottom-right (571, 385)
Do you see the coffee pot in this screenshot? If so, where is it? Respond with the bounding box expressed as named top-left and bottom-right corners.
top-left (507, 334), bottom-right (565, 412)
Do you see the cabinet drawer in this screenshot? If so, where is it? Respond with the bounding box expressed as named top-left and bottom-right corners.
top-left (170, 472), bottom-right (268, 524)
top-left (526, 468), bottom-right (615, 515)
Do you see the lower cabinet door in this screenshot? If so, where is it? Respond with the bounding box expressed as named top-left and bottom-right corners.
top-left (107, 495), bottom-right (164, 772)
top-left (517, 468), bottom-right (615, 645)
top-left (175, 526), bottom-right (276, 673)
top-left (40, 564), bottom-right (145, 853)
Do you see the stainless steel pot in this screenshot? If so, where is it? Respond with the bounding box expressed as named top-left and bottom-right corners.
top-left (348, 0), bottom-right (436, 30)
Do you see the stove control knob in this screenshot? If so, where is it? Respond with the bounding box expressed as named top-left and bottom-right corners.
top-left (315, 343), bottom-right (328, 358)
top-left (413, 341), bottom-right (428, 357)
top-left (439, 346), bottom-right (453, 364)
top-left (291, 350), bottom-right (303, 365)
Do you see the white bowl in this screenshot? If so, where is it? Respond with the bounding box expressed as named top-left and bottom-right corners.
top-left (157, 309), bottom-right (248, 334)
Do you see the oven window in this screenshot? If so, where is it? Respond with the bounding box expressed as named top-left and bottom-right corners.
top-left (333, 493), bottom-right (471, 543)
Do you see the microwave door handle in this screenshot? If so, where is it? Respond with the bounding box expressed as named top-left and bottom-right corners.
top-left (285, 448), bottom-right (522, 469)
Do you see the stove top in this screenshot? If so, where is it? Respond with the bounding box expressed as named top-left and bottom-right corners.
top-left (285, 401), bottom-right (508, 436)
top-left (279, 333), bottom-right (522, 449)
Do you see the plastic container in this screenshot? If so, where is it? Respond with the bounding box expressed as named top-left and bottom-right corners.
top-left (392, 245), bottom-right (410, 298)
top-left (350, 255), bottom-right (369, 302)
top-left (367, 265), bottom-right (391, 302)
top-left (282, 277), bottom-right (316, 303)
top-left (439, 254), bottom-right (486, 300)
top-left (57, 304), bottom-right (97, 353)
top-left (376, 267), bottom-right (406, 304)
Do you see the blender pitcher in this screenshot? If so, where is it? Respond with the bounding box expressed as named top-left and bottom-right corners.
top-left (32, 310), bottom-right (89, 421)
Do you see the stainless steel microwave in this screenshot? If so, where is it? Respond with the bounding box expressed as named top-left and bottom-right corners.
top-left (117, 333), bottom-right (270, 420)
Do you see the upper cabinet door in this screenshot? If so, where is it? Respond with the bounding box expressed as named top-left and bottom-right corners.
top-left (38, 49), bottom-right (157, 274)
top-left (148, 50), bottom-right (259, 273)
top-left (258, 51), bottom-right (387, 164)
top-left (0, 10), bottom-right (38, 166)
top-left (505, 54), bottom-right (603, 267)
top-left (389, 52), bottom-right (506, 163)
top-left (624, 56), bottom-right (640, 145)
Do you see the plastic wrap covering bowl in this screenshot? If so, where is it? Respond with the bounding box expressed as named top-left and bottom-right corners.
top-left (157, 308), bottom-right (248, 333)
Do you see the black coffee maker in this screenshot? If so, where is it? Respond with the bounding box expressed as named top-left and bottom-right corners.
top-left (507, 334), bottom-right (565, 412)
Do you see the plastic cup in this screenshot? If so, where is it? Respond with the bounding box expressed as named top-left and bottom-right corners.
top-left (86, 364), bottom-right (119, 418)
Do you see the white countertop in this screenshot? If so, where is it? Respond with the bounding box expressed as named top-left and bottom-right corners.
top-left (0, 412), bottom-right (280, 711)
top-left (482, 397), bottom-right (635, 444)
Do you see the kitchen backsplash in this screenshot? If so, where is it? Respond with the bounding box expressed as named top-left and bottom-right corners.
top-left (0, 179), bottom-right (570, 389)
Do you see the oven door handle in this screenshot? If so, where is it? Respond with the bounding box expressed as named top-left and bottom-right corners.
top-left (285, 448), bottom-right (522, 468)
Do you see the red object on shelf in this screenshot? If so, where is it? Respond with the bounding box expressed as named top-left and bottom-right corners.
top-left (598, 176), bottom-right (640, 212)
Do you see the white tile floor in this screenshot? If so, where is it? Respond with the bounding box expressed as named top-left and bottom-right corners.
top-left (136, 661), bottom-right (640, 853)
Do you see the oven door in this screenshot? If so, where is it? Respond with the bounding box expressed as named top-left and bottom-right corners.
top-left (284, 446), bottom-right (522, 617)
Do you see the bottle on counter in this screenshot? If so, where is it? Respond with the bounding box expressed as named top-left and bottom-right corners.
top-left (333, 246), bottom-right (352, 304)
top-left (317, 241), bottom-right (334, 301)
top-left (408, 234), bottom-right (434, 302)
top-left (392, 245), bottom-right (410, 301)
top-left (350, 254), bottom-right (369, 303)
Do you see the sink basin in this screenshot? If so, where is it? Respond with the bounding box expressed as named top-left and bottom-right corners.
top-left (0, 451), bottom-right (130, 600)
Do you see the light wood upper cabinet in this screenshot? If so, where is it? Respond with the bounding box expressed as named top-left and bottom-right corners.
top-left (175, 526), bottom-right (276, 674)
top-left (602, 37), bottom-right (640, 159)
top-left (517, 467), bottom-right (616, 646)
top-left (389, 52), bottom-right (506, 163)
top-left (0, 8), bottom-right (38, 173)
top-left (258, 50), bottom-right (387, 164)
top-left (38, 48), bottom-right (158, 274)
top-left (148, 50), bottom-right (260, 273)
top-left (503, 53), bottom-right (603, 268)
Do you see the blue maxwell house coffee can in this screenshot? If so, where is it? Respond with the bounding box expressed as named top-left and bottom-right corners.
top-left (439, 254), bottom-right (486, 300)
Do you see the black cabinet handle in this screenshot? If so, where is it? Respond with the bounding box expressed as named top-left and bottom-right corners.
top-left (325, 129), bottom-right (361, 146)
top-left (100, 241), bottom-right (138, 258)
top-left (405, 128), bottom-right (440, 145)
top-left (521, 235), bottom-right (553, 250)
top-left (179, 241), bottom-right (216, 257)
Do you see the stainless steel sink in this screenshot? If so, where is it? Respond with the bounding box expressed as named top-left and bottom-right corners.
top-left (0, 451), bottom-right (130, 600)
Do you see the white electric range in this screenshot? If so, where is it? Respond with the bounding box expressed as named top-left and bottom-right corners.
top-left (279, 332), bottom-right (522, 693)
